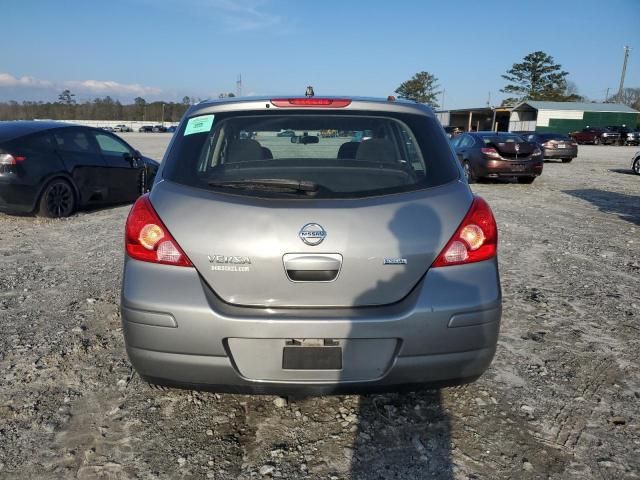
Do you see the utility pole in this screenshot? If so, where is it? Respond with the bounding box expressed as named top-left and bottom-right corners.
top-left (161, 103), bottom-right (165, 125)
top-left (236, 74), bottom-right (242, 97)
top-left (441, 89), bottom-right (445, 110)
top-left (487, 91), bottom-right (491, 107)
top-left (616, 46), bottom-right (631, 103)
top-left (605, 88), bottom-right (610, 103)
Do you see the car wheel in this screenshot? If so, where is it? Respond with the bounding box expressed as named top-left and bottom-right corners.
top-left (463, 161), bottom-right (476, 184)
top-left (593, 137), bottom-right (600, 145)
top-left (633, 157), bottom-right (640, 175)
top-left (517, 176), bottom-right (535, 184)
top-left (562, 158), bottom-right (573, 163)
top-left (38, 179), bottom-right (76, 218)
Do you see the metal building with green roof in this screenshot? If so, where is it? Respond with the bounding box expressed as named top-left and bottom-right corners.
top-left (508, 101), bottom-right (640, 134)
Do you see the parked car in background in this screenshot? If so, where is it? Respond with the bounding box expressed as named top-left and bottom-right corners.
top-left (450, 132), bottom-right (543, 183)
top-left (443, 126), bottom-right (463, 139)
top-left (351, 130), bottom-right (373, 142)
top-left (569, 127), bottom-right (620, 145)
top-left (138, 125), bottom-right (154, 133)
top-left (319, 129), bottom-right (338, 138)
top-left (101, 126), bottom-right (115, 132)
top-left (276, 129), bottom-right (296, 137)
top-left (120, 95), bottom-right (501, 394)
top-left (152, 125), bottom-right (167, 133)
top-left (606, 126), bottom-right (640, 146)
top-left (114, 124), bottom-right (133, 133)
top-left (166, 125), bottom-right (177, 133)
top-left (632, 151), bottom-right (640, 175)
top-left (0, 121), bottom-right (159, 217)
top-left (521, 132), bottom-right (578, 163)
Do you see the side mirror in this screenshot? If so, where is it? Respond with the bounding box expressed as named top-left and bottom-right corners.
top-left (123, 151), bottom-right (141, 167)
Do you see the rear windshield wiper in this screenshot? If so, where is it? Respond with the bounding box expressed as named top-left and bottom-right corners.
top-left (207, 178), bottom-right (320, 195)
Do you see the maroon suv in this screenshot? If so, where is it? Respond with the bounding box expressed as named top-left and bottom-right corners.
top-left (569, 127), bottom-right (620, 145)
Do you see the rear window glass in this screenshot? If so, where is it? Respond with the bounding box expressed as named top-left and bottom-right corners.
top-left (538, 133), bottom-right (570, 141)
top-left (163, 111), bottom-right (458, 199)
top-left (481, 134), bottom-right (524, 145)
top-left (54, 129), bottom-right (97, 153)
top-left (6, 132), bottom-right (56, 152)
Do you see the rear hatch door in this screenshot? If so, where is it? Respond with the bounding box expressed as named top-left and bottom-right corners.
top-left (150, 179), bottom-right (472, 307)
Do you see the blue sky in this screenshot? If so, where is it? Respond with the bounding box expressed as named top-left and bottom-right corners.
top-left (2, 0), bottom-right (639, 108)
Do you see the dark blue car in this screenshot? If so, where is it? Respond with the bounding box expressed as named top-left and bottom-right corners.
top-left (0, 121), bottom-right (159, 217)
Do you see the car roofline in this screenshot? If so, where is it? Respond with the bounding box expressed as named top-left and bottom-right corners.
top-left (0, 120), bottom-right (76, 143)
top-left (186, 96), bottom-right (434, 117)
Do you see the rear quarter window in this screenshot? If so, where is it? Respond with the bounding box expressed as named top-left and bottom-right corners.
top-left (54, 129), bottom-right (97, 153)
top-left (163, 110), bottom-right (458, 199)
top-left (5, 132), bottom-right (56, 153)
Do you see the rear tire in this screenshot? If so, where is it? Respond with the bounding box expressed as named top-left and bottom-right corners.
top-left (633, 157), bottom-right (640, 175)
top-left (517, 176), bottom-right (536, 184)
top-left (562, 158), bottom-right (573, 163)
top-left (463, 161), bottom-right (476, 184)
top-left (37, 179), bottom-right (76, 218)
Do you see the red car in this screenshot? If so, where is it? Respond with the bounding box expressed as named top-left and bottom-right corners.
top-left (569, 127), bottom-right (620, 145)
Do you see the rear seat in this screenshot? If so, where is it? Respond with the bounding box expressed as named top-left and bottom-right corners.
top-left (337, 141), bottom-right (360, 159)
top-left (355, 139), bottom-right (397, 164)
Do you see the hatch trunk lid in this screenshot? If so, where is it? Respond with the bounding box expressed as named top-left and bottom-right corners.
top-left (150, 180), bottom-right (472, 308)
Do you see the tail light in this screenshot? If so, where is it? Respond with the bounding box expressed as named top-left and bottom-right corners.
top-left (542, 140), bottom-right (557, 147)
top-left (432, 196), bottom-right (497, 267)
top-left (481, 147), bottom-right (500, 159)
top-left (0, 153), bottom-right (26, 165)
top-left (125, 195), bottom-right (192, 267)
top-left (271, 98), bottom-right (352, 108)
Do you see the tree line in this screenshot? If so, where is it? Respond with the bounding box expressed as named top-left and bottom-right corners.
top-left (394, 51), bottom-right (640, 110)
top-left (0, 92), bottom-right (197, 122)
top-left (2, 52), bottom-right (639, 120)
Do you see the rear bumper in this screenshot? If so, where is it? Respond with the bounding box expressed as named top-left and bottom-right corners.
top-left (543, 147), bottom-right (577, 159)
top-left (128, 346), bottom-right (496, 394)
top-left (476, 159), bottom-right (543, 178)
top-left (0, 178), bottom-right (38, 214)
top-left (121, 257), bottom-right (502, 393)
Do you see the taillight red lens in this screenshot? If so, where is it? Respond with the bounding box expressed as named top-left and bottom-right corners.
top-left (125, 195), bottom-right (192, 267)
top-left (0, 154), bottom-right (25, 165)
top-left (480, 147), bottom-right (500, 158)
top-left (432, 196), bottom-right (497, 267)
top-left (270, 98), bottom-right (352, 108)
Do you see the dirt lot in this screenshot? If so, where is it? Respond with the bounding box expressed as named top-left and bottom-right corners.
top-left (0, 140), bottom-right (638, 480)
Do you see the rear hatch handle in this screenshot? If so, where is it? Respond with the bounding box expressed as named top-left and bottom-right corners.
top-left (283, 253), bottom-right (343, 282)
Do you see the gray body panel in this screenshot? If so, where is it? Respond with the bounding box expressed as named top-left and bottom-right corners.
top-left (150, 178), bottom-right (472, 307)
top-left (120, 97), bottom-right (501, 392)
top-left (121, 256), bottom-right (501, 390)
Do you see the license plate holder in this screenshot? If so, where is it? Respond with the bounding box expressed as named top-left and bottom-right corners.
top-left (511, 164), bottom-right (526, 172)
top-left (282, 346), bottom-right (342, 370)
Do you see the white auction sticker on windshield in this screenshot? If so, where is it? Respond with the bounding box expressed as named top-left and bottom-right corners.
top-left (184, 115), bottom-right (214, 136)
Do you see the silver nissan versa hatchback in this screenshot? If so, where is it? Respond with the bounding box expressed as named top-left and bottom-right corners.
top-left (121, 96), bottom-right (501, 394)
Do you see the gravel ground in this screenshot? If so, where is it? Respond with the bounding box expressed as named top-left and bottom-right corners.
top-left (0, 142), bottom-right (638, 480)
